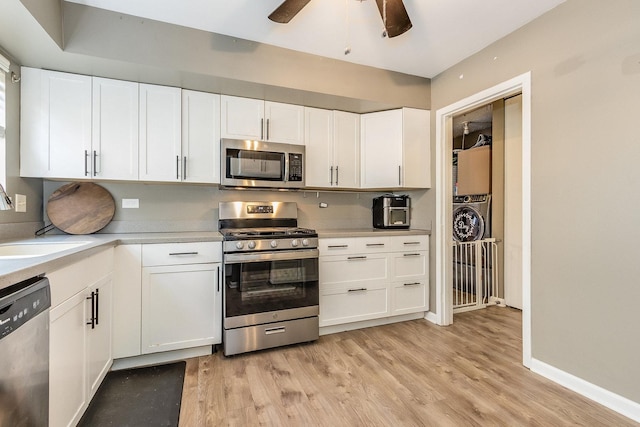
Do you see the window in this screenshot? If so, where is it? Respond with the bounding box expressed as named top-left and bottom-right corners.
top-left (0, 52), bottom-right (7, 189)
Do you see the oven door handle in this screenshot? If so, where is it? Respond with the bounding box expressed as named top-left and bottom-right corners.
top-left (224, 249), bottom-right (319, 264)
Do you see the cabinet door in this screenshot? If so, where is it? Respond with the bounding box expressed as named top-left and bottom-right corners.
top-left (139, 84), bottom-right (182, 182)
top-left (360, 109), bottom-right (403, 188)
top-left (92, 77), bottom-right (139, 180)
top-left (86, 275), bottom-right (113, 400)
top-left (304, 107), bottom-right (333, 187)
top-left (181, 90), bottom-right (220, 183)
top-left (401, 108), bottom-right (431, 188)
top-left (20, 68), bottom-right (92, 179)
top-left (333, 111), bottom-right (360, 189)
top-left (142, 263), bottom-right (220, 354)
top-left (220, 95), bottom-right (264, 140)
top-left (264, 101), bottom-right (304, 145)
top-left (50, 292), bottom-right (87, 427)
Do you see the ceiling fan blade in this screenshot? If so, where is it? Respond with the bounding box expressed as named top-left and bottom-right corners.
top-left (375, 0), bottom-right (413, 38)
top-left (268, 0), bottom-right (312, 24)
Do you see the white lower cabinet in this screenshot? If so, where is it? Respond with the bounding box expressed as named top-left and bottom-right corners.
top-left (319, 235), bottom-right (429, 328)
top-left (48, 248), bottom-right (114, 427)
top-left (142, 263), bottom-right (220, 353)
top-left (112, 242), bottom-right (222, 363)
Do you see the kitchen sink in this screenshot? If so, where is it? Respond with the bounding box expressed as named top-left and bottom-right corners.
top-left (0, 241), bottom-right (91, 259)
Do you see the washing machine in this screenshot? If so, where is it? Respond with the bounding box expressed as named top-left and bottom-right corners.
top-left (452, 194), bottom-right (491, 242)
top-left (452, 194), bottom-right (492, 298)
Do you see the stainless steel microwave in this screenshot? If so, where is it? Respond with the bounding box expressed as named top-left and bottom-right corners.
top-left (221, 139), bottom-right (305, 189)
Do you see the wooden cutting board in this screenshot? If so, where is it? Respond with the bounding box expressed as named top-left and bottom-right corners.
top-left (47, 182), bottom-right (116, 234)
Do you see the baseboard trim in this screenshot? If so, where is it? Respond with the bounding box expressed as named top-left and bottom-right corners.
top-left (530, 358), bottom-right (640, 423)
top-left (112, 345), bottom-right (214, 370)
top-left (424, 311), bottom-right (438, 324)
top-left (320, 312), bottom-right (425, 336)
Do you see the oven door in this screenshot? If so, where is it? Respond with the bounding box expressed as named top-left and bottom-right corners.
top-left (223, 249), bottom-right (319, 328)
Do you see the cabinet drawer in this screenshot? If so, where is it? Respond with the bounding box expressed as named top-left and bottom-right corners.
top-left (319, 286), bottom-right (388, 327)
top-left (320, 237), bottom-right (391, 254)
top-left (320, 253), bottom-right (388, 287)
top-left (49, 247), bottom-right (114, 308)
top-left (142, 242), bottom-right (221, 266)
top-left (391, 280), bottom-right (428, 315)
top-left (390, 235), bottom-right (429, 252)
top-left (391, 251), bottom-right (428, 280)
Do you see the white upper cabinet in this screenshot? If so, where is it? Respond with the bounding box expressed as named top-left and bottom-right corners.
top-left (305, 107), bottom-right (359, 188)
top-left (360, 108), bottom-right (431, 189)
top-left (139, 84), bottom-right (182, 182)
top-left (264, 101), bottom-right (305, 145)
top-left (333, 110), bottom-right (360, 189)
top-left (304, 107), bottom-right (333, 187)
top-left (92, 77), bottom-right (139, 180)
top-left (220, 95), bottom-right (304, 145)
top-left (181, 90), bottom-right (221, 184)
top-left (20, 67), bottom-right (92, 179)
top-left (21, 68), bottom-right (139, 180)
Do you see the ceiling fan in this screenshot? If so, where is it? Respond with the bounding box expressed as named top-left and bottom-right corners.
top-left (268, 0), bottom-right (413, 38)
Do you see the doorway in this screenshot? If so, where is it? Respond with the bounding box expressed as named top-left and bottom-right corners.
top-left (434, 72), bottom-right (532, 367)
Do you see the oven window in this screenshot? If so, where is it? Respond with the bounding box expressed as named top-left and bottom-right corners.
top-left (225, 258), bottom-right (318, 318)
top-left (225, 149), bottom-right (284, 180)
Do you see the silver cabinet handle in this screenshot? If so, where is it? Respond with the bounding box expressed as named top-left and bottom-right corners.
top-left (366, 243), bottom-right (385, 247)
top-left (93, 150), bottom-right (98, 176)
top-left (169, 251), bottom-right (199, 256)
top-left (328, 245), bottom-right (348, 249)
top-left (176, 156), bottom-right (180, 180)
top-left (217, 266), bottom-right (220, 293)
top-left (266, 118), bottom-right (270, 140)
top-left (348, 288), bottom-right (367, 292)
top-left (335, 166), bottom-right (339, 186)
top-left (398, 165), bottom-right (402, 186)
top-left (347, 256), bottom-right (367, 260)
top-left (265, 326), bottom-right (285, 335)
top-left (403, 241), bottom-right (421, 246)
top-left (403, 282), bottom-right (421, 286)
top-left (330, 166), bottom-right (333, 186)
top-left (261, 118), bottom-right (264, 140)
top-left (84, 150), bottom-right (90, 176)
top-left (183, 156), bottom-right (187, 180)
top-left (403, 253), bottom-right (421, 257)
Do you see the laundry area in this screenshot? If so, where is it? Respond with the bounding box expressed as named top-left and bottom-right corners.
top-left (451, 96), bottom-right (523, 313)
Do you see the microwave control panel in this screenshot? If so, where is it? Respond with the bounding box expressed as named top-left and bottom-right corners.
top-left (288, 153), bottom-right (303, 182)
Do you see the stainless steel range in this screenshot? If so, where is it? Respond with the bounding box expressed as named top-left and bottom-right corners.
top-left (219, 201), bottom-right (319, 356)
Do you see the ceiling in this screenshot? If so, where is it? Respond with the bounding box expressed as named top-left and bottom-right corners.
top-left (65, 0), bottom-right (565, 78)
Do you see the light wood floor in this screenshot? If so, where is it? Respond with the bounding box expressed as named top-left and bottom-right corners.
top-left (179, 307), bottom-right (637, 426)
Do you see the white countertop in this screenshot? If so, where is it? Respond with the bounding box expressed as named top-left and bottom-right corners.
top-left (317, 228), bottom-right (431, 238)
top-left (0, 232), bottom-right (223, 290)
top-left (0, 228), bottom-right (430, 290)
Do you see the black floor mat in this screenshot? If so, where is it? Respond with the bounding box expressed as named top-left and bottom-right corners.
top-left (79, 361), bottom-right (186, 427)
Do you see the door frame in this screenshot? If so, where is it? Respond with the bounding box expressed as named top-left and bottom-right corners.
top-left (434, 72), bottom-right (532, 367)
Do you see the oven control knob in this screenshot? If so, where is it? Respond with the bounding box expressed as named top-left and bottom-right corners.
top-left (235, 241), bottom-right (245, 250)
top-left (302, 238), bottom-right (310, 247)
top-left (291, 239), bottom-right (299, 247)
top-left (248, 241), bottom-right (256, 249)
top-left (270, 240), bottom-right (278, 248)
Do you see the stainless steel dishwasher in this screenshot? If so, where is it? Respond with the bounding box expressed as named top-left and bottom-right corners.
top-left (0, 276), bottom-right (51, 427)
